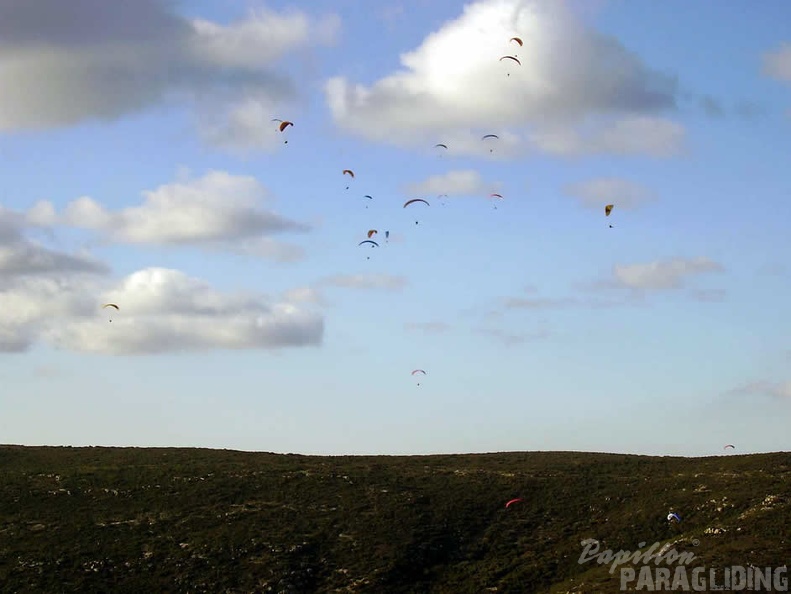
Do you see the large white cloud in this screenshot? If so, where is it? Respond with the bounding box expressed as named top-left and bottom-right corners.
top-left (326, 0), bottom-right (681, 157)
top-left (34, 171), bottom-right (310, 262)
top-left (0, 212), bottom-right (322, 354)
top-left (46, 268), bottom-right (324, 355)
top-left (0, 214), bottom-right (106, 352)
top-left (564, 177), bottom-right (657, 210)
top-left (0, 1), bottom-right (339, 150)
top-left (0, 216), bottom-right (108, 279)
top-left (0, 266), bottom-right (323, 355)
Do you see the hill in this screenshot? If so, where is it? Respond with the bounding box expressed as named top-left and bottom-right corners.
top-left (0, 446), bottom-right (788, 593)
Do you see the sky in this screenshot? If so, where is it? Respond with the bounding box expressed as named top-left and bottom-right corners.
top-left (1, 0), bottom-right (790, 456)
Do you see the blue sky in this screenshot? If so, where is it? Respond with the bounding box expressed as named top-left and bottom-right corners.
top-left (1, 0), bottom-right (790, 456)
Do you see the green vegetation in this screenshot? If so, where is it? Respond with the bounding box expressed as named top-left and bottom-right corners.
top-left (0, 446), bottom-right (788, 593)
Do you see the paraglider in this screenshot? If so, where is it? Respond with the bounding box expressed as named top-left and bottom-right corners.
top-left (482, 134), bottom-right (499, 152)
top-left (434, 143), bottom-right (448, 149)
top-left (505, 498), bottom-right (523, 508)
top-left (411, 369), bottom-right (426, 386)
top-left (489, 193), bottom-right (503, 209)
top-left (359, 239), bottom-right (379, 260)
top-left (102, 303), bottom-right (119, 322)
top-left (277, 120), bottom-right (293, 143)
top-left (362, 194), bottom-right (373, 208)
top-left (667, 512), bottom-right (681, 523)
top-left (499, 55), bottom-right (521, 76)
top-left (723, 444), bottom-right (735, 450)
top-left (385, 230), bottom-right (390, 242)
top-left (403, 198), bottom-right (430, 225)
top-left (343, 169), bottom-right (355, 190)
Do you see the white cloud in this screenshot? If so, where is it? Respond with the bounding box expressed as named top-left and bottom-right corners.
top-left (25, 201), bottom-right (58, 227)
top-left (42, 171), bottom-right (310, 262)
top-left (612, 257), bottom-right (723, 291)
top-left (320, 274), bottom-right (408, 291)
top-left (39, 268), bottom-right (322, 355)
top-left (762, 43), bottom-right (791, 83)
top-left (564, 177), bottom-right (657, 210)
top-left (0, 212), bottom-right (322, 353)
top-left (0, 216), bottom-right (109, 351)
top-left (326, 0), bottom-right (681, 157)
top-left (0, 216), bottom-right (108, 280)
top-left (189, 8), bottom-right (338, 69)
top-left (0, 1), bottom-right (338, 150)
top-left (197, 96), bottom-right (285, 153)
top-left (404, 170), bottom-right (494, 197)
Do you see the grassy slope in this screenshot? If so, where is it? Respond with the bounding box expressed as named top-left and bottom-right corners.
top-left (0, 446), bottom-right (788, 593)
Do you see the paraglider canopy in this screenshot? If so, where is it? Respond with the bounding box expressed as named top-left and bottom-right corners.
top-left (482, 134), bottom-right (499, 152)
top-left (367, 229), bottom-right (378, 238)
top-left (343, 169), bottom-right (355, 189)
top-left (510, 37), bottom-right (523, 46)
top-left (505, 498), bottom-right (523, 508)
top-left (102, 303), bottom-right (119, 323)
top-left (605, 204), bottom-right (614, 216)
top-left (667, 512), bottom-right (681, 523)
